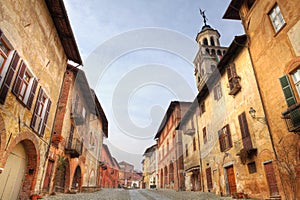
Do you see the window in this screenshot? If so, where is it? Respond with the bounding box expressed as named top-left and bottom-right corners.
top-left (185, 144), bottom-right (188, 157)
top-left (193, 137), bottom-right (196, 151)
top-left (203, 38), bottom-right (208, 45)
top-left (0, 31), bottom-right (20, 104)
top-left (12, 61), bottom-right (38, 109)
top-left (213, 82), bottom-right (222, 100)
top-left (247, 162), bottom-right (257, 174)
top-left (210, 37), bottom-right (215, 46)
top-left (238, 112), bottom-right (253, 150)
top-left (227, 63), bottom-right (241, 95)
top-left (269, 4), bottom-right (285, 32)
top-left (203, 127), bottom-right (207, 144)
top-left (199, 102), bottom-right (205, 115)
top-left (291, 69), bottom-right (300, 97)
top-left (167, 140), bottom-right (169, 152)
top-left (218, 125), bottom-right (232, 152)
top-left (31, 87), bottom-right (52, 136)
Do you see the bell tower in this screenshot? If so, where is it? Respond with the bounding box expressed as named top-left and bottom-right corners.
top-left (194, 9), bottom-right (228, 91)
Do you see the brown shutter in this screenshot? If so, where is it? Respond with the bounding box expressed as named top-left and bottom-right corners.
top-left (230, 63), bottom-right (237, 76)
top-left (227, 65), bottom-right (232, 80)
top-left (40, 99), bottom-right (51, 137)
top-left (12, 61), bottom-right (26, 96)
top-left (218, 129), bottom-right (224, 152)
top-left (0, 51), bottom-right (20, 104)
top-left (26, 78), bottom-right (38, 109)
top-left (226, 124), bottom-right (233, 148)
top-left (238, 112), bottom-right (250, 138)
top-left (31, 87), bottom-right (43, 131)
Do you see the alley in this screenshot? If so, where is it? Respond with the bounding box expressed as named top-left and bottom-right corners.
top-left (43, 188), bottom-right (234, 200)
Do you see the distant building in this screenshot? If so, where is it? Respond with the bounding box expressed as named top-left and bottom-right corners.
top-left (142, 144), bottom-right (158, 189)
top-left (119, 161), bottom-right (134, 188)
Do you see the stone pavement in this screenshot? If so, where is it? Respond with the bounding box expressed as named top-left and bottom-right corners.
top-left (43, 188), bottom-right (235, 200)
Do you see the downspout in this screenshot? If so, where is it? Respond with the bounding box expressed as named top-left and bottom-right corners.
top-left (246, 40), bottom-right (287, 199)
top-left (195, 108), bottom-right (204, 192)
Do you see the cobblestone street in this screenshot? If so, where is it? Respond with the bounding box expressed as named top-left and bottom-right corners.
top-left (43, 188), bottom-right (235, 200)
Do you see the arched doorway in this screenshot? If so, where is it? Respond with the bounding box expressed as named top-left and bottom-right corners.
top-left (0, 143), bottom-right (26, 200)
top-left (54, 156), bottom-right (68, 193)
top-left (72, 166), bottom-right (82, 191)
top-left (164, 166), bottom-right (168, 188)
top-left (169, 162), bottom-right (174, 188)
top-left (160, 169), bottom-right (163, 188)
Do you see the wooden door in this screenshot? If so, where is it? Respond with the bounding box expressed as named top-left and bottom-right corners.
top-left (226, 166), bottom-right (237, 195)
top-left (43, 160), bottom-right (54, 190)
top-left (264, 162), bottom-right (279, 196)
top-left (206, 167), bottom-right (213, 191)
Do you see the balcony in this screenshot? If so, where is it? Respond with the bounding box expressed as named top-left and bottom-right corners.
top-left (65, 137), bottom-right (83, 158)
top-left (282, 103), bottom-right (300, 132)
top-left (228, 77), bottom-right (241, 95)
top-left (71, 107), bottom-right (85, 125)
top-left (184, 128), bottom-right (195, 136)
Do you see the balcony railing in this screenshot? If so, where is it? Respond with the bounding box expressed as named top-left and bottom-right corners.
top-left (65, 137), bottom-right (83, 158)
top-left (282, 103), bottom-right (300, 132)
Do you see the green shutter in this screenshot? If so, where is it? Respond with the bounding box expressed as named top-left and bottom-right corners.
top-left (279, 75), bottom-right (296, 107)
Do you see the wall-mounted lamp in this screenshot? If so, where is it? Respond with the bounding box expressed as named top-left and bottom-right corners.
top-left (249, 107), bottom-right (267, 124)
top-left (249, 107), bottom-right (256, 118)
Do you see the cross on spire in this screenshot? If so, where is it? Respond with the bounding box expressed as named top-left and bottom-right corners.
top-left (199, 9), bottom-right (208, 26)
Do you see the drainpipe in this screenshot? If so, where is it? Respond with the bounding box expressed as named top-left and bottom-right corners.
top-left (245, 40), bottom-right (287, 200)
top-left (195, 108), bottom-right (204, 192)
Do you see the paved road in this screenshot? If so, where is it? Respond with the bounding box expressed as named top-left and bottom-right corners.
top-left (43, 188), bottom-right (234, 200)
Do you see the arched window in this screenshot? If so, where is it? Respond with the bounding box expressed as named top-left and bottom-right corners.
top-left (210, 37), bottom-right (215, 46)
top-left (206, 48), bottom-right (210, 55)
top-left (203, 38), bottom-right (208, 45)
top-left (211, 49), bottom-right (216, 56)
top-left (217, 50), bottom-right (222, 56)
top-left (223, 50), bottom-right (227, 55)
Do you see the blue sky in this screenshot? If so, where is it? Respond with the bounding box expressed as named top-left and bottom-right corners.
top-left (64, 0), bottom-right (244, 170)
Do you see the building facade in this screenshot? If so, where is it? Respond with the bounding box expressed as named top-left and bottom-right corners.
top-left (100, 144), bottom-right (119, 188)
top-left (119, 161), bottom-right (134, 188)
top-left (224, 1), bottom-right (300, 199)
top-left (142, 144), bottom-right (158, 189)
top-left (0, 0), bottom-right (82, 199)
top-left (154, 101), bottom-right (191, 191)
top-left (48, 66), bottom-right (107, 194)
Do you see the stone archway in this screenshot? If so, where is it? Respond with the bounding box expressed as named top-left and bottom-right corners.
top-left (72, 165), bottom-right (82, 191)
top-left (54, 156), bottom-right (69, 193)
top-left (0, 135), bottom-right (39, 200)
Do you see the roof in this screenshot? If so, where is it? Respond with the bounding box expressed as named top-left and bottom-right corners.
top-left (91, 89), bottom-right (108, 138)
top-left (177, 35), bottom-right (248, 129)
top-left (113, 157), bottom-right (120, 169)
top-left (67, 65), bottom-right (96, 112)
top-left (119, 161), bottom-right (134, 168)
top-left (143, 144), bottom-right (157, 156)
top-left (45, 0), bottom-right (82, 64)
top-left (223, 0), bottom-right (244, 20)
top-left (102, 144), bottom-right (114, 166)
top-left (154, 101), bottom-right (192, 139)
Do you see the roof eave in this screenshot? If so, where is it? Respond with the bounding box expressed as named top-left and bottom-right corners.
top-left (45, 0), bottom-right (83, 65)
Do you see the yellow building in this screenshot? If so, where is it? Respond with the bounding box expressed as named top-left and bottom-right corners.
top-left (142, 144), bottom-right (157, 189)
top-left (0, 0), bottom-right (82, 199)
top-left (224, 1), bottom-right (300, 199)
top-left (179, 21), bottom-right (282, 198)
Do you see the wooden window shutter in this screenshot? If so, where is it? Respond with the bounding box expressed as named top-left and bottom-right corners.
top-left (26, 78), bottom-right (38, 109)
top-left (40, 99), bottom-right (51, 137)
top-left (238, 112), bottom-right (250, 138)
top-left (226, 124), bottom-right (233, 148)
top-left (218, 129), bottom-right (224, 152)
top-left (31, 87), bottom-right (43, 131)
top-left (279, 75), bottom-right (296, 107)
top-left (227, 65), bottom-right (232, 80)
top-left (0, 51), bottom-right (20, 104)
top-left (12, 61), bottom-right (26, 96)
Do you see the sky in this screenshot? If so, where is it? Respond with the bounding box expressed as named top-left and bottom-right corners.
top-left (64, 0), bottom-right (244, 170)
